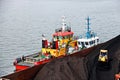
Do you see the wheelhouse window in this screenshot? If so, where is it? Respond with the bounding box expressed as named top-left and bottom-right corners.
top-left (85, 42), bottom-right (88, 45)
top-left (68, 35), bottom-right (70, 39)
top-left (93, 40), bottom-right (95, 43)
top-left (55, 36), bottom-right (62, 40)
top-left (89, 41), bottom-right (93, 45)
top-left (59, 36), bottom-right (63, 40)
top-left (54, 36), bottom-right (57, 40)
top-left (97, 39), bottom-right (99, 42)
top-left (64, 36), bottom-right (68, 39)
top-left (70, 34), bottom-right (73, 38)
top-left (81, 42), bottom-right (85, 47)
top-left (78, 42), bottom-right (81, 45)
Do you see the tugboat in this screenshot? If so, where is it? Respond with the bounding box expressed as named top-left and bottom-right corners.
top-left (77, 17), bottom-right (99, 49)
top-left (13, 16), bottom-right (78, 71)
top-left (13, 16), bottom-right (99, 71)
top-left (41, 16), bottom-right (78, 57)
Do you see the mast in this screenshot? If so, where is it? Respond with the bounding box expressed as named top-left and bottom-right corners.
top-left (87, 16), bottom-right (90, 32)
top-left (86, 16), bottom-right (91, 39)
top-left (62, 16), bottom-right (66, 32)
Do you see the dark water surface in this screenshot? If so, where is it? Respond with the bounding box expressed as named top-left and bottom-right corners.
top-left (0, 0), bottom-right (120, 77)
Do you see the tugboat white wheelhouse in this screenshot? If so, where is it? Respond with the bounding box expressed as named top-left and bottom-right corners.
top-left (77, 17), bottom-right (99, 49)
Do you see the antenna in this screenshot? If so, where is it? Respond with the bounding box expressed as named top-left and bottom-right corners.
top-left (42, 34), bottom-right (46, 40)
top-left (86, 16), bottom-right (90, 32)
top-left (62, 16), bottom-right (66, 32)
top-left (86, 16), bottom-right (91, 39)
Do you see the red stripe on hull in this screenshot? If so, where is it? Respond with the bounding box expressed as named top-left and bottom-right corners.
top-left (15, 64), bottom-right (29, 71)
top-left (34, 59), bottom-right (51, 65)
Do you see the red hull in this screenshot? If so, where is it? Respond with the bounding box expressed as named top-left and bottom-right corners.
top-left (15, 58), bottom-right (52, 71)
top-left (15, 64), bottom-right (29, 71)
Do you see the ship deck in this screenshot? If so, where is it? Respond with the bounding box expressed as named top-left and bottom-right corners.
top-left (17, 52), bottom-right (41, 66)
top-left (18, 61), bottom-right (34, 67)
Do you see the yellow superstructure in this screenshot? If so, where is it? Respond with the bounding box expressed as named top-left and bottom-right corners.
top-left (41, 27), bottom-right (78, 57)
top-left (41, 16), bottom-right (78, 57)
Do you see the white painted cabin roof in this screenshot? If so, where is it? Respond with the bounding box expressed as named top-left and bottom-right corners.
top-left (77, 36), bottom-right (99, 42)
